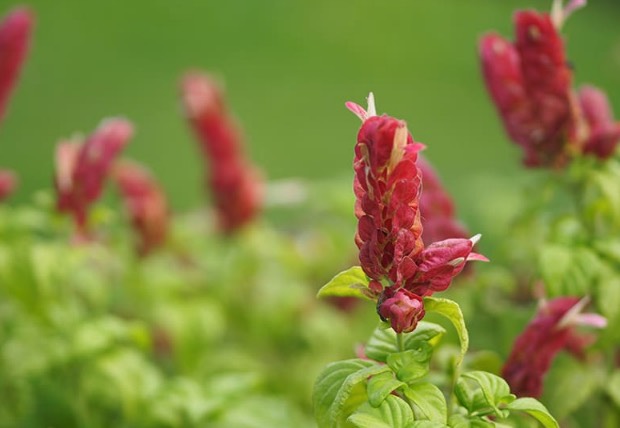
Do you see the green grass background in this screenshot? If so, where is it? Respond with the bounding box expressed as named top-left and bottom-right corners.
top-left (1, 0), bottom-right (619, 214)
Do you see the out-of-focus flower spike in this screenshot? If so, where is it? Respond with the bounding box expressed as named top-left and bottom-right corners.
top-left (503, 296), bottom-right (604, 398)
top-left (180, 71), bottom-right (263, 233)
top-left (55, 118), bottom-right (133, 234)
top-left (0, 169), bottom-right (16, 201)
top-left (113, 160), bottom-right (169, 256)
top-left (0, 6), bottom-right (33, 125)
top-left (578, 85), bottom-right (620, 159)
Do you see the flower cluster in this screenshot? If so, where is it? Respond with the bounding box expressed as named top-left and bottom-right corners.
top-left (55, 118), bottom-right (133, 234)
top-left (113, 160), bottom-right (169, 256)
top-left (180, 72), bottom-right (263, 233)
top-left (479, 0), bottom-right (620, 168)
top-left (502, 296), bottom-right (606, 398)
top-left (347, 94), bottom-right (486, 333)
top-left (0, 6), bottom-right (33, 200)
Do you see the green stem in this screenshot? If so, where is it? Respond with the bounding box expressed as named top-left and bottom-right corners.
top-left (396, 332), bottom-right (405, 352)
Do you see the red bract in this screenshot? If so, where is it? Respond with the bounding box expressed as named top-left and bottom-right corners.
top-left (502, 296), bottom-right (606, 398)
top-left (0, 169), bottom-right (16, 200)
top-left (377, 288), bottom-right (425, 334)
top-left (348, 94), bottom-right (486, 333)
top-left (180, 71), bottom-right (263, 233)
top-left (418, 156), bottom-right (469, 245)
top-left (55, 118), bottom-right (133, 234)
top-left (113, 160), bottom-right (169, 256)
top-left (479, 1), bottom-right (620, 167)
top-left (578, 85), bottom-right (620, 159)
top-left (0, 6), bottom-right (33, 125)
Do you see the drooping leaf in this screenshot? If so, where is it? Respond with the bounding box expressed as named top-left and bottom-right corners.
top-left (347, 395), bottom-right (414, 428)
top-left (365, 321), bottom-right (446, 363)
top-left (316, 266), bottom-right (372, 300)
top-left (402, 382), bottom-right (447, 423)
top-left (505, 397), bottom-right (558, 428)
top-left (366, 371), bottom-right (406, 407)
top-left (423, 297), bottom-right (469, 367)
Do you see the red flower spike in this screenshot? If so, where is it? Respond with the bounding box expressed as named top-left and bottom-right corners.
top-left (348, 94), bottom-right (487, 332)
top-left (55, 118), bottom-right (133, 233)
top-left (180, 71), bottom-right (263, 233)
top-left (577, 85), bottom-right (620, 159)
top-left (480, 8), bottom-right (576, 168)
top-left (418, 156), bottom-right (470, 245)
top-left (378, 288), bottom-right (425, 334)
top-left (502, 296), bottom-right (606, 398)
top-left (481, 1), bottom-right (620, 166)
top-left (112, 160), bottom-right (169, 256)
top-left (0, 6), bottom-right (33, 125)
top-left (0, 168), bottom-right (16, 200)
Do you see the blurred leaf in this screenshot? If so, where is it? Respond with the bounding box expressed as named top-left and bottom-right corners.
top-left (504, 397), bottom-right (558, 428)
top-left (365, 321), bottom-right (446, 363)
top-left (607, 370), bottom-right (620, 408)
top-left (403, 382), bottom-right (447, 423)
top-left (316, 266), bottom-right (372, 300)
top-left (423, 297), bottom-right (469, 367)
top-left (347, 395), bottom-right (414, 428)
top-left (543, 356), bottom-right (602, 420)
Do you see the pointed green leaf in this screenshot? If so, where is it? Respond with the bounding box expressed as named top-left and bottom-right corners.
top-left (386, 343), bottom-right (433, 383)
top-left (317, 266), bottom-right (372, 300)
top-left (423, 297), bottom-right (469, 367)
top-left (347, 395), bottom-right (414, 428)
top-left (505, 397), bottom-right (559, 428)
top-left (403, 382), bottom-right (447, 423)
top-left (313, 359), bottom-right (383, 428)
top-left (366, 371), bottom-right (406, 407)
top-left (365, 321), bottom-right (446, 363)
top-left (459, 371), bottom-right (514, 415)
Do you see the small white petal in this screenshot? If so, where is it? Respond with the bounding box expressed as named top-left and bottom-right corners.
top-left (367, 92), bottom-right (377, 117)
top-left (469, 234), bottom-right (482, 245)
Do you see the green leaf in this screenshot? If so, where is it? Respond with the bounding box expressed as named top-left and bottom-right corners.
top-left (409, 421), bottom-right (448, 428)
top-left (316, 266), bottom-right (372, 300)
top-left (386, 344), bottom-right (433, 383)
top-left (365, 321), bottom-right (446, 363)
top-left (505, 397), bottom-right (558, 428)
top-left (403, 382), bottom-right (447, 423)
top-left (347, 395), bottom-right (414, 428)
top-left (313, 359), bottom-right (390, 427)
top-left (457, 372), bottom-right (514, 417)
top-left (423, 297), bottom-right (469, 367)
top-left (366, 371), bottom-right (406, 407)
top-left (542, 355), bottom-right (602, 420)
top-left (448, 415), bottom-right (494, 428)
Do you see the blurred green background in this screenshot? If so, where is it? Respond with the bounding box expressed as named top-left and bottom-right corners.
top-left (1, 0), bottom-right (619, 214)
